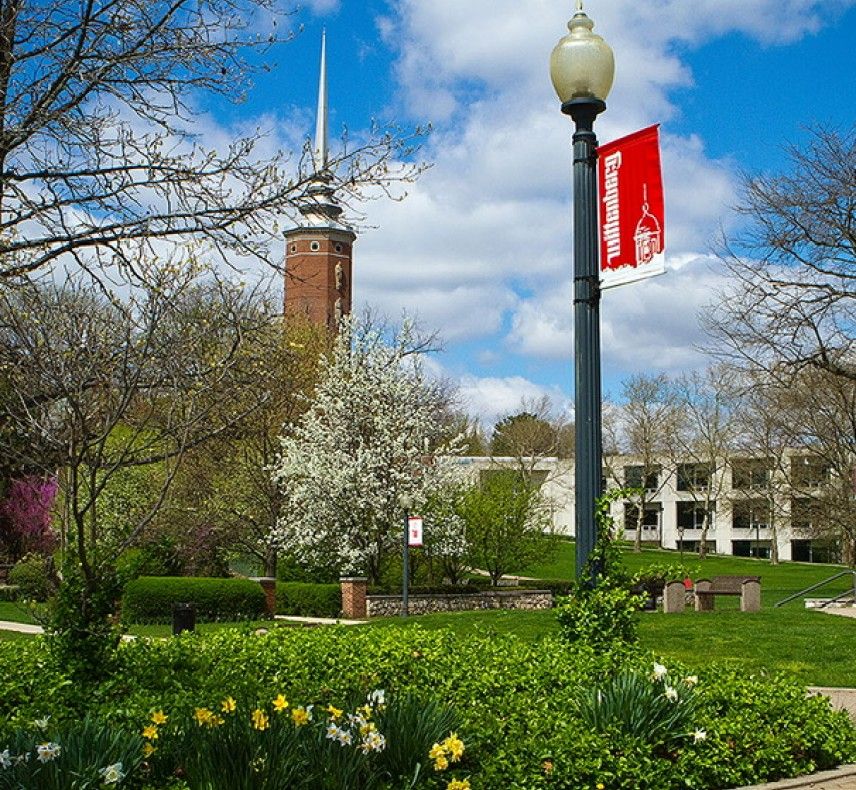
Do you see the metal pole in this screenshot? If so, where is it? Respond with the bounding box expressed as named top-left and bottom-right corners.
top-left (402, 511), bottom-right (409, 617)
top-left (563, 97), bottom-right (606, 581)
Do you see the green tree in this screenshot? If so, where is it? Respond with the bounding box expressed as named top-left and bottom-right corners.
top-left (459, 469), bottom-right (554, 586)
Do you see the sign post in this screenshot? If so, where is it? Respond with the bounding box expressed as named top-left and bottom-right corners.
top-left (598, 124), bottom-right (666, 289)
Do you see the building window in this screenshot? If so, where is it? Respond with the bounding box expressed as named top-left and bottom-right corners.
top-left (731, 459), bottom-right (771, 490)
top-left (679, 539), bottom-right (716, 555)
top-left (791, 539), bottom-right (840, 564)
top-left (310, 240), bottom-right (321, 252)
top-left (790, 497), bottom-right (815, 532)
top-left (676, 502), bottom-right (714, 531)
top-left (732, 539), bottom-right (770, 559)
top-left (791, 457), bottom-right (830, 488)
top-left (732, 499), bottom-right (769, 531)
top-left (624, 465), bottom-right (660, 491)
top-left (289, 244), bottom-right (297, 253)
top-left (676, 463), bottom-right (712, 491)
top-left (334, 242), bottom-right (343, 253)
top-left (624, 503), bottom-right (661, 532)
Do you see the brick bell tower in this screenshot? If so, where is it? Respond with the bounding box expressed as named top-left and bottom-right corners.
top-left (284, 32), bottom-right (356, 331)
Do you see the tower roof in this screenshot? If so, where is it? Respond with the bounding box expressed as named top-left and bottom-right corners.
top-left (292, 30), bottom-right (353, 234)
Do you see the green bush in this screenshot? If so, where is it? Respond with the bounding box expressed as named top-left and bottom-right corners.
top-left (8, 553), bottom-right (52, 602)
top-left (556, 586), bottom-right (644, 649)
top-left (0, 628), bottom-right (855, 788)
top-left (122, 576), bottom-right (267, 624)
top-left (275, 582), bottom-right (341, 618)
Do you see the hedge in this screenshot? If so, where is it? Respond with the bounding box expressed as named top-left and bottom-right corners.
top-left (275, 582), bottom-right (341, 618)
top-left (121, 576), bottom-right (267, 624)
top-left (2, 628), bottom-right (854, 788)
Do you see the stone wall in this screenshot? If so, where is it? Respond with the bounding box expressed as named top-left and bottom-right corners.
top-left (365, 589), bottom-right (553, 618)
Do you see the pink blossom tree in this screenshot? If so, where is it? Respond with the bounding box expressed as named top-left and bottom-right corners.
top-left (0, 476), bottom-right (58, 561)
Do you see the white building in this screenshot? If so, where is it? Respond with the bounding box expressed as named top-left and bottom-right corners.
top-left (453, 453), bottom-right (840, 563)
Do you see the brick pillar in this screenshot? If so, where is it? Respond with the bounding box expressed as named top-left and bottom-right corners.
top-left (663, 581), bottom-right (686, 614)
top-left (694, 579), bottom-right (713, 612)
top-left (741, 579), bottom-right (761, 612)
top-left (341, 577), bottom-right (367, 619)
top-left (253, 577), bottom-right (277, 616)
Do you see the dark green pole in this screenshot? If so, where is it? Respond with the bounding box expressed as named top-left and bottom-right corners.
top-left (562, 97), bottom-right (605, 581)
top-left (402, 510), bottom-right (409, 617)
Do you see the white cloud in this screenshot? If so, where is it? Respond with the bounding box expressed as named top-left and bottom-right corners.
top-left (456, 374), bottom-right (569, 427)
top-left (302, 0), bottom-right (341, 16)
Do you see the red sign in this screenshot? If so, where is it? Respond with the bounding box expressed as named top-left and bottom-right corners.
top-left (598, 124), bottom-right (666, 288)
top-left (407, 516), bottom-right (423, 547)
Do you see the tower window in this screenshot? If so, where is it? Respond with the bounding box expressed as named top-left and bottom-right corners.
top-left (289, 244), bottom-right (297, 253)
top-left (310, 241), bottom-right (321, 252)
top-left (334, 243), bottom-right (343, 253)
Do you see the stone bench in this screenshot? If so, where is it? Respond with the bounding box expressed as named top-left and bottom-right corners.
top-left (694, 576), bottom-right (761, 613)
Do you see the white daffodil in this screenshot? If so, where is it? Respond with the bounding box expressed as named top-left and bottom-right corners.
top-left (0, 749), bottom-right (12, 769)
top-left (36, 742), bottom-right (61, 763)
top-left (664, 686), bottom-right (679, 703)
top-left (99, 762), bottom-right (126, 784)
top-left (694, 728), bottom-right (707, 742)
top-left (685, 675), bottom-right (699, 687)
top-left (652, 662), bottom-right (668, 681)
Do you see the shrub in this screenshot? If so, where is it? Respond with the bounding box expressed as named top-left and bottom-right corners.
top-left (276, 582), bottom-right (341, 618)
top-left (1, 628), bottom-right (855, 788)
top-left (8, 553), bottom-right (52, 602)
top-left (556, 585), bottom-right (644, 649)
top-left (122, 577), bottom-right (267, 624)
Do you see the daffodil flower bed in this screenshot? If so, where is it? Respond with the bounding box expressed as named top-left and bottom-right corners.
top-left (136, 689), bottom-right (469, 789)
top-left (2, 627), bottom-right (855, 788)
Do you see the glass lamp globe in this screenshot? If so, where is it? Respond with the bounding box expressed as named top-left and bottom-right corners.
top-left (550, 4), bottom-right (615, 103)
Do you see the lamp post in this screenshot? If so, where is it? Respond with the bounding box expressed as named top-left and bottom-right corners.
top-left (550, 2), bottom-right (614, 580)
top-left (398, 493), bottom-right (414, 617)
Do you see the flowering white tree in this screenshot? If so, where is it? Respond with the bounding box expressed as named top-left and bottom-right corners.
top-left (271, 318), bottom-right (464, 584)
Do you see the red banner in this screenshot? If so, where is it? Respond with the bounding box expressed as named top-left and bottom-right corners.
top-left (598, 124), bottom-right (665, 288)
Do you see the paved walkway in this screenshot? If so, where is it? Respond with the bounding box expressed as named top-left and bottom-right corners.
top-left (0, 619), bottom-right (42, 634)
top-left (273, 615), bottom-right (366, 626)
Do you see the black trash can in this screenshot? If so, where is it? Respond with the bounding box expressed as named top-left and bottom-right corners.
top-left (172, 602), bottom-right (196, 635)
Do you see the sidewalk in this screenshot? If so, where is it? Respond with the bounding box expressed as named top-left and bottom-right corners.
top-left (0, 619), bottom-right (42, 634)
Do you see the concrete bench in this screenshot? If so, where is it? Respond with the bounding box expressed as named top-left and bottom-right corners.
top-left (695, 576), bottom-right (761, 612)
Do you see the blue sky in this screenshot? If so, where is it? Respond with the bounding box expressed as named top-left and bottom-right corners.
top-left (221, 0), bottom-right (856, 424)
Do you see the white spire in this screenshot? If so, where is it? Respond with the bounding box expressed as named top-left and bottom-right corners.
top-left (313, 29), bottom-right (328, 172)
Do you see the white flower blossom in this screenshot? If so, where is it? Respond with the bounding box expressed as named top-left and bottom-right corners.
top-left (652, 662), bottom-right (668, 681)
top-left (99, 762), bottom-right (126, 784)
top-left (367, 689), bottom-right (385, 707)
top-left (270, 317), bottom-right (467, 581)
top-left (664, 686), bottom-right (679, 703)
top-left (693, 728), bottom-right (707, 742)
top-left (36, 742), bottom-right (61, 763)
top-left (0, 749), bottom-right (11, 769)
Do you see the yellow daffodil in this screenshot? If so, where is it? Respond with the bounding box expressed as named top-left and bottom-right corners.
top-left (194, 707), bottom-right (213, 726)
top-left (142, 725), bottom-right (159, 740)
top-left (143, 742), bottom-right (156, 758)
top-left (272, 694), bottom-right (289, 713)
top-left (433, 755), bottom-right (449, 772)
top-left (326, 704), bottom-right (343, 721)
top-left (150, 710), bottom-right (168, 726)
top-left (447, 780), bottom-right (471, 790)
top-left (429, 743), bottom-right (446, 761)
top-left (221, 697), bottom-right (237, 714)
top-left (444, 733), bottom-right (464, 762)
top-left (251, 708), bottom-right (269, 731)
top-left (291, 706), bottom-right (311, 727)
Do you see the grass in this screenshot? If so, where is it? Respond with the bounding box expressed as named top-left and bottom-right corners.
top-left (522, 539), bottom-right (856, 607)
top-left (2, 546), bottom-right (855, 687)
top-left (0, 600), bottom-right (37, 624)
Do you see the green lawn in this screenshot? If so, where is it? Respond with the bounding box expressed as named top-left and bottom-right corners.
top-left (521, 539), bottom-right (855, 607)
top-left (0, 600), bottom-right (36, 624)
